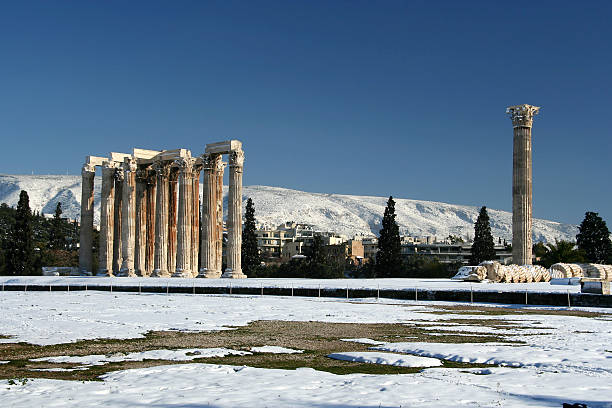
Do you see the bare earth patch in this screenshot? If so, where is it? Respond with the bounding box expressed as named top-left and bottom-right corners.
top-left (0, 320), bottom-right (510, 381)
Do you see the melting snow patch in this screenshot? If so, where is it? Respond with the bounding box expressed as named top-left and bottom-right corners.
top-left (372, 342), bottom-right (568, 368)
top-left (340, 338), bottom-right (385, 345)
top-left (327, 352), bottom-right (442, 367)
top-left (250, 346), bottom-right (303, 354)
top-left (32, 348), bottom-right (250, 366)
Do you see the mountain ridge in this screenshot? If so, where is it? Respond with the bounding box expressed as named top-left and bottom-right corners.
top-left (0, 174), bottom-right (578, 243)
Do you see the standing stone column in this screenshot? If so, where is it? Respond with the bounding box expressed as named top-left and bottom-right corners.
top-left (145, 171), bottom-right (157, 276)
top-left (119, 158), bottom-right (138, 277)
top-left (112, 170), bottom-right (123, 274)
top-left (79, 163), bottom-right (96, 274)
top-left (134, 168), bottom-right (148, 276)
top-left (215, 160), bottom-right (225, 274)
top-left (507, 104), bottom-right (540, 265)
top-left (191, 164), bottom-right (202, 276)
top-left (151, 161), bottom-right (171, 277)
top-left (223, 150), bottom-right (247, 278)
top-left (173, 157), bottom-right (195, 277)
top-left (198, 154), bottom-right (222, 278)
top-left (98, 161), bottom-right (116, 276)
top-left (167, 168), bottom-right (179, 274)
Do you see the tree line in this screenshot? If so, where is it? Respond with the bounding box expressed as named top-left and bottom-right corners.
top-left (0, 190), bottom-right (81, 275)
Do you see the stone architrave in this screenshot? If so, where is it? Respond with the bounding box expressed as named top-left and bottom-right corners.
top-left (78, 163), bottom-right (96, 274)
top-left (145, 170), bottom-right (157, 276)
top-left (167, 168), bottom-right (179, 274)
top-left (151, 161), bottom-right (171, 277)
top-left (134, 168), bottom-right (148, 276)
top-left (198, 153), bottom-right (222, 278)
top-left (191, 163), bottom-right (202, 276)
top-left (173, 157), bottom-right (196, 278)
top-left (119, 158), bottom-right (138, 277)
top-left (222, 149), bottom-right (247, 278)
top-left (112, 170), bottom-right (124, 274)
top-left (507, 104), bottom-right (540, 266)
top-left (98, 161), bottom-right (117, 276)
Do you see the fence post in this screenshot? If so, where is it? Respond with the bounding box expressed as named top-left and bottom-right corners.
top-left (110, 282), bottom-right (112, 293)
top-left (291, 284), bottom-right (294, 297)
top-left (139, 283), bottom-right (141, 295)
top-left (346, 284), bottom-right (349, 299)
top-left (318, 284), bottom-right (321, 298)
top-left (166, 282), bottom-right (169, 296)
top-left (470, 286), bottom-right (473, 304)
top-left (261, 283), bottom-right (263, 296)
top-left (525, 290), bottom-right (528, 305)
top-left (67, 283), bottom-right (70, 293)
top-left (415, 287), bottom-right (418, 301)
top-left (230, 282), bottom-right (233, 295)
top-left (377, 284), bottom-right (380, 301)
top-left (567, 290), bottom-right (571, 308)
top-left (25, 284), bottom-right (27, 292)
top-left (193, 282), bottom-right (195, 295)
top-left (85, 284), bottom-right (87, 292)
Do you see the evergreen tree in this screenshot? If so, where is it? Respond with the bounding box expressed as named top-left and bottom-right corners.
top-left (49, 202), bottom-right (66, 250)
top-left (469, 206), bottom-right (496, 265)
top-left (307, 234), bottom-right (325, 264)
top-left (538, 240), bottom-right (585, 268)
top-left (241, 198), bottom-right (261, 274)
top-left (6, 191), bottom-right (35, 275)
top-left (576, 211), bottom-right (612, 263)
top-left (376, 196), bottom-right (403, 277)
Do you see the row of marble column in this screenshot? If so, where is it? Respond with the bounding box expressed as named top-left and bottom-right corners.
top-left (78, 150), bottom-right (245, 278)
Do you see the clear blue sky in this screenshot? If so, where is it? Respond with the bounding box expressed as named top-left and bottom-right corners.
top-left (1, 1), bottom-right (610, 225)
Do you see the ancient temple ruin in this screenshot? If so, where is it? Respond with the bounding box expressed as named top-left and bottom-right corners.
top-left (78, 140), bottom-right (246, 278)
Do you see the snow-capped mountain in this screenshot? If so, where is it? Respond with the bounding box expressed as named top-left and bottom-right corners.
top-left (0, 174), bottom-right (578, 243)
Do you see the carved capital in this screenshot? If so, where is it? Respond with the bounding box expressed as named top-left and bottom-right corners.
top-left (153, 160), bottom-right (171, 178)
top-left (175, 157), bottom-right (197, 175)
top-left (229, 150), bottom-right (244, 168)
top-left (506, 104), bottom-right (540, 128)
top-left (122, 158), bottom-right (138, 174)
top-left (82, 163), bottom-right (96, 175)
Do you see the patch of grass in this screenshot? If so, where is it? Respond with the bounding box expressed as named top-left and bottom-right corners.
top-left (0, 320), bottom-right (523, 381)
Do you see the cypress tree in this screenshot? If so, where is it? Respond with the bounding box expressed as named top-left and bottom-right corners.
top-left (7, 191), bottom-right (35, 275)
top-left (49, 202), bottom-right (66, 250)
top-left (241, 198), bottom-right (261, 273)
top-left (376, 196), bottom-right (403, 278)
top-left (469, 206), bottom-right (496, 265)
top-left (576, 211), bottom-right (612, 263)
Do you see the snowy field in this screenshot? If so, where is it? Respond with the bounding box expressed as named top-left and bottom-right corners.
top-left (0, 291), bottom-right (611, 407)
top-left (0, 275), bottom-right (583, 293)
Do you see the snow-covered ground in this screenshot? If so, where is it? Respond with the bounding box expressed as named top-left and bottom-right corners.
top-left (0, 291), bottom-right (611, 407)
top-left (0, 174), bottom-right (577, 242)
top-left (0, 275), bottom-right (583, 293)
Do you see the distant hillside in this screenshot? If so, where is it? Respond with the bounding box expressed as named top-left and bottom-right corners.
top-left (0, 174), bottom-right (578, 243)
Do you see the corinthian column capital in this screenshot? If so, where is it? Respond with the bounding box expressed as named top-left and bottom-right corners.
top-left (82, 163), bottom-right (96, 174)
top-left (506, 104), bottom-right (540, 128)
top-left (229, 150), bottom-right (244, 169)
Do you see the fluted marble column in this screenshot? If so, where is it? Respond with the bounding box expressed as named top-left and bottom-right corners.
top-left (79, 163), bottom-right (96, 274)
top-left (173, 157), bottom-right (195, 277)
top-left (119, 158), bottom-right (137, 277)
top-left (198, 154), bottom-right (222, 278)
top-left (223, 150), bottom-right (247, 278)
top-left (191, 164), bottom-right (202, 276)
top-left (507, 104), bottom-right (539, 266)
top-left (112, 171), bottom-right (123, 274)
top-left (145, 171), bottom-right (157, 276)
top-left (167, 168), bottom-right (178, 274)
top-left (151, 161), bottom-right (171, 277)
top-left (215, 161), bottom-right (225, 274)
top-left (134, 168), bottom-right (148, 276)
top-left (98, 162), bottom-right (116, 276)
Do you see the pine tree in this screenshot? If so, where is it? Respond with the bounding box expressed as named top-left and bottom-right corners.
top-left (376, 196), bottom-right (403, 278)
top-left (241, 198), bottom-right (261, 274)
top-left (469, 206), bottom-right (496, 265)
top-left (576, 211), bottom-right (612, 263)
top-left (308, 234), bottom-right (326, 265)
top-left (6, 191), bottom-right (35, 275)
top-left (49, 202), bottom-right (66, 250)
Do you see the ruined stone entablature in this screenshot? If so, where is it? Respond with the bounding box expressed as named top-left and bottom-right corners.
top-left (506, 104), bottom-right (540, 128)
top-left (78, 141), bottom-right (246, 279)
